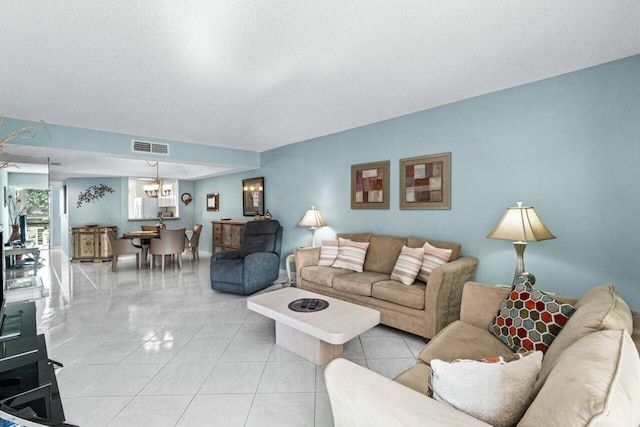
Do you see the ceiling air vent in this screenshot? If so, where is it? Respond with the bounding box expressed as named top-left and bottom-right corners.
top-left (131, 140), bottom-right (170, 155)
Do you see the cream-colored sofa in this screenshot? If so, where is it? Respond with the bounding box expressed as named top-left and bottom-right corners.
top-left (294, 233), bottom-right (478, 339)
top-left (325, 281), bottom-right (640, 426)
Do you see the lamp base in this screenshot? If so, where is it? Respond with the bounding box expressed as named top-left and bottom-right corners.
top-left (310, 227), bottom-right (317, 247)
top-left (515, 271), bottom-right (536, 287)
top-left (512, 242), bottom-right (536, 286)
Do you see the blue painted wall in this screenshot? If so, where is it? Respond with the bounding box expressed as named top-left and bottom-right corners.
top-left (7, 172), bottom-right (48, 189)
top-left (62, 177), bottom-right (197, 254)
top-left (2, 121), bottom-right (260, 169)
top-left (196, 56), bottom-right (640, 309)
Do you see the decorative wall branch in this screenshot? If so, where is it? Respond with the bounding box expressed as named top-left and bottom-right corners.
top-left (77, 184), bottom-right (114, 208)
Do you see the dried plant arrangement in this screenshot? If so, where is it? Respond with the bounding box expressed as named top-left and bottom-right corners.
top-left (0, 115), bottom-right (49, 168)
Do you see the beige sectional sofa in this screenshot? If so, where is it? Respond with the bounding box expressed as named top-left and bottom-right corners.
top-left (325, 281), bottom-right (640, 426)
top-left (294, 233), bottom-right (478, 339)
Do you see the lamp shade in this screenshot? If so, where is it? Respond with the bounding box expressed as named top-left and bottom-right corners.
top-left (487, 203), bottom-right (555, 242)
top-left (298, 206), bottom-right (326, 227)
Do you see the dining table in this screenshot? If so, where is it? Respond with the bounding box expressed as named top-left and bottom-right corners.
top-left (122, 230), bottom-right (159, 265)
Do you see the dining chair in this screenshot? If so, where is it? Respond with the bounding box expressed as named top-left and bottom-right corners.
top-left (186, 224), bottom-right (202, 260)
top-left (149, 228), bottom-right (186, 272)
top-left (106, 229), bottom-right (143, 272)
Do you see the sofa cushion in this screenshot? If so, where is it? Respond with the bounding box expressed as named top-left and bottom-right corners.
top-left (300, 266), bottom-right (351, 288)
top-left (318, 239), bottom-right (339, 266)
top-left (407, 237), bottom-right (461, 261)
top-left (393, 362), bottom-right (432, 395)
top-left (336, 232), bottom-right (372, 243)
top-left (372, 279), bottom-right (426, 309)
top-left (363, 235), bottom-right (407, 274)
top-left (332, 238), bottom-right (370, 272)
top-left (519, 329), bottom-right (640, 427)
top-left (490, 281), bottom-right (575, 354)
top-left (419, 320), bottom-right (513, 364)
top-left (333, 271), bottom-right (388, 296)
top-left (534, 283), bottom-right (633, 394)
top-left (430, 351), bottom-right (542, 427)
top-left (390, 245), bottom-right (424, 285)
top-left (417, 241), bottom-right (453, 283)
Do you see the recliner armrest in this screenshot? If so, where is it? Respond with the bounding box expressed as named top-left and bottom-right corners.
top-left (212, 250), bottom-right (241, 262)
top-left (325, 358), bottom-right (490, 427)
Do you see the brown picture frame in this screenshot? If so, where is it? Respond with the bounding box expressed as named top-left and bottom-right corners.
top-left (351, 161), bottom-right (390, 210)
top-left (206, 193), bottom-right (219, 211)
top-left (400, 152), bottom-right (451, 210)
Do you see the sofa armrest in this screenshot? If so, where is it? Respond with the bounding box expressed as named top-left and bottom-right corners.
top-left (424, 256), bottom-right (478, 337)
top-left (459, 282), bottom-right (512, 329)
top-left (325, 358), bottom-right (490, 427)
top-left (294, 247), bottom-right (320, 281)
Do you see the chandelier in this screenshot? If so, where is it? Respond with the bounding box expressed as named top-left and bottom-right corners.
top-left (144, 161), bottom-right (171, 198)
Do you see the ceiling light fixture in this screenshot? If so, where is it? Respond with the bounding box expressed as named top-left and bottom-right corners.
top-left (143, 161), bottom-right (171, 198)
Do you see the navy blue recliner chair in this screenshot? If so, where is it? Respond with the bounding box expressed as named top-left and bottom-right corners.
top-left (210, 219), bottom-right (283, 295)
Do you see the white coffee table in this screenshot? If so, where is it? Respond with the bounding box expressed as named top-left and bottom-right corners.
top-left (247, 288), bottom-right (380, 365)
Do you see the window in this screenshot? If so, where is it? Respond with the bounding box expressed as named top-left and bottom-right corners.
top-left (128, 178), bottom-right (179, 219)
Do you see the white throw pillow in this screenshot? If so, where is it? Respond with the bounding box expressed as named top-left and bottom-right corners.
top-left (318, 239), bottom-right (339, 266)
top-left (332, 238), bottom-right (369, 272)
top-left (429, 351), bottom-right (543, 427)
top-left (390, 245), bottom-right (424, 285)
top-left (417, 241), bottom-right (452, 283)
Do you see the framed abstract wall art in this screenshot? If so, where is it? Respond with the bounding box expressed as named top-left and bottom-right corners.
top-left (351, 160), bottom-right (390, 210)
top-left (400, 152), bottom-right (451, 210)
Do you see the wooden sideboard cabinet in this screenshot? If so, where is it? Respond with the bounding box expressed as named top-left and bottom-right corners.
top-left (212, 220), bottom-right (246, 252)
top-left (71, 225), bottom-right (117, 262)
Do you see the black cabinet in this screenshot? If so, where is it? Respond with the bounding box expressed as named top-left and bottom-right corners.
top-left (0, 302), bottom-right (67, 423)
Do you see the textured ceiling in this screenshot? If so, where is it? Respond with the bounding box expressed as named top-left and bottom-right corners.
top-left (1, 1), bottom-right (639, 179)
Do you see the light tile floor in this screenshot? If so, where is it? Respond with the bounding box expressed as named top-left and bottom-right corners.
top-left (17, 248), bottom-right (427, 426)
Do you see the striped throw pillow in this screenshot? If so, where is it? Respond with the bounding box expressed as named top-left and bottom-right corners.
top-left (318, 240), bottom-right (339, 266)
top-left (390, 245), bottom-right (424, 285)
top-left (332, 238), bottom-right (369, 272)
top-left (417, 241), bottom-right (452, 283)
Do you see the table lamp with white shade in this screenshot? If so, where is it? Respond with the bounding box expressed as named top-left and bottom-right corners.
top-left (298, 206), bottom-right (326, 247)
top-left (487, 202), bottom-right (555, 286)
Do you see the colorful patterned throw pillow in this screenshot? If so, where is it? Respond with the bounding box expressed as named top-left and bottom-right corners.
top-left (390, 245), bottom-right (424, 285)
top-left (318, 240), bottom-right (339, 266)
top-left (429, 351), bottom-right (543, 427)
top-left (490, 281), bottom-right (575, 353)
top-left (417, 241), bottom-right (452, 283)
top-left (332, 238), bottom-right (370, 272)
